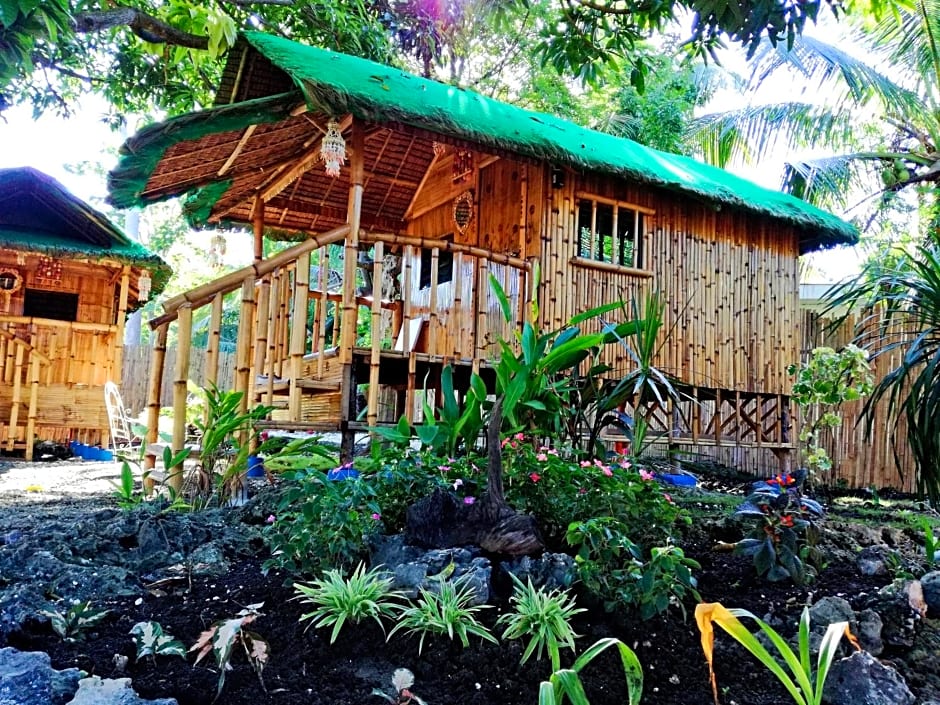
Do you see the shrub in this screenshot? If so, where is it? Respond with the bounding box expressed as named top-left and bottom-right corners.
top-left (264, 468), bottom-right (383, 575)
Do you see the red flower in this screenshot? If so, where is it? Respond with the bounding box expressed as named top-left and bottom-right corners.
top-left (529, 472), bottom-right (541, 483)
top-left (780, 514), bottom-right (795, 527)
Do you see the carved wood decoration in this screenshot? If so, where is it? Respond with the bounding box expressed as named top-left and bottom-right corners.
top-left (452, 190), bottom-right (474, 236)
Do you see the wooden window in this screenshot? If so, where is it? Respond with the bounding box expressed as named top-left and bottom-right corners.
top-left (23, 288), bottom-right (79, 322)
top-left (576, 195), bottom-right (649, 270)
top-left (419, 246), bottom-right (454, 289)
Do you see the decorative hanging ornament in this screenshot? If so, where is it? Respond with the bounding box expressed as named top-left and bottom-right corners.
top-left (209, 233), bottom-right (227, 268)
top-left (452, 149), bottom-right (474, 184)
top-left (35, 255), bottom-right (63, 286)
top-left (432, 141), bottom-right (446, 158)
top-left (138, 269), bottom-right (152, 302)
top-left (321, 119), bottom-right (347, 177)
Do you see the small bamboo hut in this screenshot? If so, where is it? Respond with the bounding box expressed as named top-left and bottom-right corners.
top-left (107, 32), bottom-right (857, 475)
top-left (0, 167), bottom-right (171, 459)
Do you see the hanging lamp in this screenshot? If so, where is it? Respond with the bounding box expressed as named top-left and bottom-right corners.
top-left (321, 119), bottom-right (347, 177)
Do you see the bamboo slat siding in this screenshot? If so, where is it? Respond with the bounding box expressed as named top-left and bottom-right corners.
top-left (538, 167), bottom-right (801, 397)
top-left (121, 344), bottom-right (237, 414)
top-left (801, 308), bottom-right (915, 492)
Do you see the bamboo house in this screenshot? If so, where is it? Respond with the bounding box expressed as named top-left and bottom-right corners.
top-left (107, 32), bottom-right (857, 475)
top-left (0, 167), bottom-right (170, 459)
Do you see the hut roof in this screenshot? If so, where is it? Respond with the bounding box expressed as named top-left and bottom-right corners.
top-left (0, 167), bottom-right (172, 299)
top-left (109, 32), bottom-right (857, 253)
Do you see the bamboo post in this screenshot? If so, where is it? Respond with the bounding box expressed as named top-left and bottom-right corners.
top-left (205, 292), bottom-right (224, 389)
top-left (253, 273), bottom-right (272, 403)
top-left (428, 247), bottom-right (440, 356)
top-left (367, 241), bottom-right (385, 429)
top-left (290, 252), bottom-right (311, 420)
top-left (25, 334), bottom-right (40, 461)
top-left (474, 257), bottom-right (488, 373)
top-left (253, 194), bottom-right (265, 263)
top-left (113, 265), bottom-right (131, 382)
top-left (170, 304), bottom-right (193, 493)
top-left (234, 276), bottom-right (256, 415)
top-left (143, 323), bottom-right (168, 494)
top-left (276, 270), bottom-right (290, 377)
top-left (317, 246), bottom-right (330, 377)
top-left (402, 245), bottom-right (415, 423)
top-left (452, 252), bottom-right (463, 359)
top-left (7, 345), bottom-right (23, 450)
top-left (341, 121), bottom-right (365, 460)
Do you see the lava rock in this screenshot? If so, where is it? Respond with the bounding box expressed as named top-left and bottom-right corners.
top-left (0, 647), bottom-right (82, 705)
top-left (921, 571), bottom-right (940, 617)
top-left (857, 545), bottom-right (899, 576)
top-left (500, 553), bottom-right (577, 590)
top-left (823, 651), bottom-right (915, 705)
top-left (856, 608), bottom-right (884, 656)
top-left (68, 676), bottom-right (177, 705)
top-left (863, 579), bottom-right (926, 648)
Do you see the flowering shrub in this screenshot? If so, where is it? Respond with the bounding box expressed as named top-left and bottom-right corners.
top-left (264, 467), bottom-right (384, 576)
top-left (734, 469), bottom-right (825, 585)
top-left (502, 439), bottom-right (686, 548)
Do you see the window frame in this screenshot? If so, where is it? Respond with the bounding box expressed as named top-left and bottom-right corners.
top-left (573, 192), bottom-right (654, 276)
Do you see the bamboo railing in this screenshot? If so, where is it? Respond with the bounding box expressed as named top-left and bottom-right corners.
top-left (0, 317), bottom-right (118, 458)
top-left (145, 222), bottom-right (534, 485)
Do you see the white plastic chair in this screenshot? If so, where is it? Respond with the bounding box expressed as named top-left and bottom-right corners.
top-left (104, 381), bottom-right (136, 452)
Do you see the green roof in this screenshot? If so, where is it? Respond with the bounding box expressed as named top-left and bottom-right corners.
top-left (110, 31), bottom-right (857, 251)
top-left (0, 168), bottom-right (172, 301)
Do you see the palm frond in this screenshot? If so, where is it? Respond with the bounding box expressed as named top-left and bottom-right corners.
top-left (748, 35), bottom-right (924, 119)
top-left (687, 103), bottom-right (857, 168)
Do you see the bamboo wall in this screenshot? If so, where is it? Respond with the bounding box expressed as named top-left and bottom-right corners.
top-left (801, 308), bottom-right (914, 492)
top-left (537, 168), bottom-right (801, 396)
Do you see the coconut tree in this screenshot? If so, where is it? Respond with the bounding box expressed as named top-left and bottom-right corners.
top-left (688, 0), bottom-right (940, 231)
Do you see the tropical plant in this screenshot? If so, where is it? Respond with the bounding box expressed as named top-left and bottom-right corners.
top-left (40, 601), bottom-right (109, 642)
top-left (917, 516), bottom-right (940, 566)
top-left (536, 637), bottom-right (643, 705)
top-left (190, 603), bottom-right (269, 701)
top-left (264, 467), bottom-right (383, 575)
top-left (734, 470), bottom-right (826, 584)
top-left (787, 345), bottom-right (873, 480)
top-left (388, 577), bottom-right (497, 654)
top-left (497, 576), bottom-right (585, 670)
top-left (373, 667), bottom-right (427, 705)
top-left (188, 385), bottom-right (272, 507)
top-left (113, 444), bottom-right (192, 511)
top-left (695, 602), bottom-right (859, 705)
top-left (294, 563), bottom-right (404, 643)
top-left (129, 621), bottom-right (187, 663)
top-left (826, 236), bottom-right (940, 506)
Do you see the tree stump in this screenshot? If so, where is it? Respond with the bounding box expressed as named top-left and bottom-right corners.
top-left (405, 398), bottom-right (544, 556)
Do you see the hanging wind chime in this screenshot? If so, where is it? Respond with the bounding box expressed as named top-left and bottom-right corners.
top-left (137, 270), bottom-right (152, 302)
top-left (321, 119), bottom-right (347, 177)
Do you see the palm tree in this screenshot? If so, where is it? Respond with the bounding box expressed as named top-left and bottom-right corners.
top-left (688, 0), bottom-right (940, 232)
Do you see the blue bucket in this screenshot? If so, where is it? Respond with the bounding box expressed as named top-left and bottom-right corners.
top-left (247, 455), bottom-right (265, 478)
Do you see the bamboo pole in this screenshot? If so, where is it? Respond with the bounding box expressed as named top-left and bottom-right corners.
top-left (7, 345), bottom-right (23, 450)
top-left (452, 251), bottom-right (463, 359)
top-left (113, 266), bottom-right (131, 383)
top-left (234, 276), bottom-right (256, 416)
top-left (402, 245), bottom-right (415, 423)
top-left (364, 232), bottom-right (531, 271)
top-left (428, 247), bottom-right (440, 356)
top-left (170, 304), bottom-right (193, 493)
top-left (290, 252), bottom-right (311, 421)
top-left (205, 292), bottom-right (224, 388)
top-left (253, 194), bottom-right (265, 263)
top-left (25, 333), bottom-right (40, 461)
top-left (367, 241), bottom-right (385, 429)
top-left (143, 324), bottom-right (168, 495)
top-left (253, 273), bottom-right (272, 398)
top-left (317, 246), bottom-right (330, 378)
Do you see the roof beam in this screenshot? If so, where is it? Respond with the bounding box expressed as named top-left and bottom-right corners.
top-left (217, 125), bottom-right (257, 176)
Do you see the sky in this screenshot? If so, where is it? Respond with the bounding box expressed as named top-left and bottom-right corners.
top-left (0, 42), bottom-right (864, 282)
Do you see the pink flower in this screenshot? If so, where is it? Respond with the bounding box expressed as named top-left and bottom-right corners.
top-left (578, 488), bottom-right (587, 495)
top-left (514, 432), bottom-right (525, 441)
top-left (439, 465), bottom-right (451, 473)
top-left (452, 478), bottom-right (464, 489)
top-left (602, 467), bottom-right (613, 477)
top-left (548, 448), bottom-right (559, 456)
top-left (371, 512), bottom-right (381, 520)
top-left (265, 514), bottom-right (276, 524)
top-left (463, 496), bottom-right (476, 505)
top-left (620, 460), bottom-right (632, 469)
top-left (593, 459), bottom-right (605, 467)
top-left (663, 493), bottom-right (673, 504)
top-left (536, 453), bottom-right (548, 462)
top-left (640, 469), bottom-right (654, 481)
top-left (529, 472), bottom-right (541, 483)
top-left (579, 460), bottom-right (592, 468)
top-left (501, 438), bottom-right (510, 448)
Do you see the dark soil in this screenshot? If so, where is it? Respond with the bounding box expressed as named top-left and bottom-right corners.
top-left (5, 525), bottom-right (895, 705)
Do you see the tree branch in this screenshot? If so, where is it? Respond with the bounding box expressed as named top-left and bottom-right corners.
top-left (72, 7), bottom-right (209, 49)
